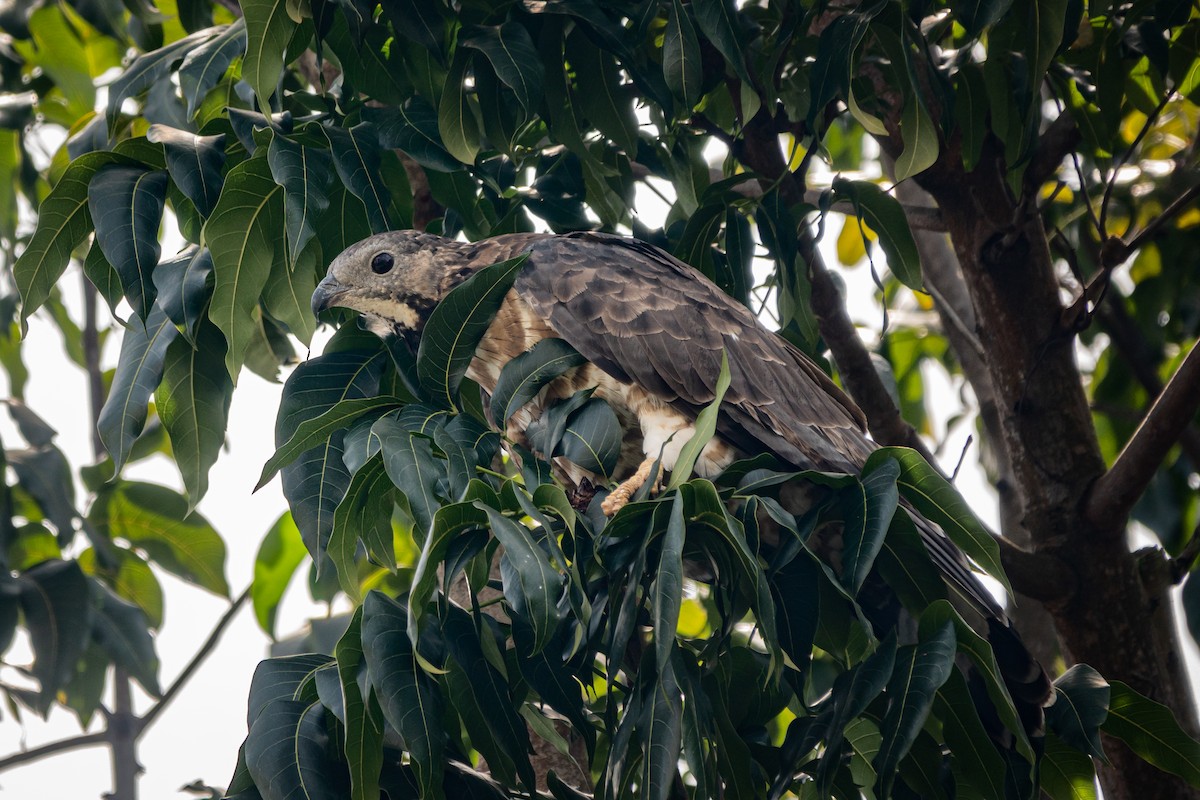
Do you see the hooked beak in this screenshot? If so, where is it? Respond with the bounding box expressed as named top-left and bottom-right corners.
top-left (311, 275), bottom-right (350, 317)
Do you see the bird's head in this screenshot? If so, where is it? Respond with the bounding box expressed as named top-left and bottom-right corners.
top-left (312, 230), bottom-right (469, 338)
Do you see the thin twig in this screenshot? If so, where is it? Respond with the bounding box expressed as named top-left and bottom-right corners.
top-left (1123, 182), bottom-right (1200, 255)
top-left (1099, 90), bottom-right (1175, 236)
top-left (0, 732), bottom-right (108, 773)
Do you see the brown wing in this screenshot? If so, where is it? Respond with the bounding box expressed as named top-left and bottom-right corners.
top-left (514, 231), bottom-right (871, 472)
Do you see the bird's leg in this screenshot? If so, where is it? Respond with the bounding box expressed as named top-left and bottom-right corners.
top-left (601, 457), bottom-right (662, 516)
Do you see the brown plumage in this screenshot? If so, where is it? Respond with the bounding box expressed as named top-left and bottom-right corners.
top-left (312, 231), bottom-right (1053, 725)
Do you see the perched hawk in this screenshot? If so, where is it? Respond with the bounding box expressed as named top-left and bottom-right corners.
top-left (311, 230), bottom-right (1049, 725)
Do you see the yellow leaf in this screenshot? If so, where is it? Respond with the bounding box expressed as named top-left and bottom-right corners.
top-left (836, 215), bottom-right (876, 266)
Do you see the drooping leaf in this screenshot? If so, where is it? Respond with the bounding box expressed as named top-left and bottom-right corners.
top-left (572, 35), bottom-right (639, 156)
top-left (106, 481), bottom-right (229, 597)
top-left (263, 236), bottom-right (320, 346)
top-left (663, 0), bottom-right (703, 114)
top-left (241, 0), bottom-right (299, 106)
top-left (361, 591), bottom-right (444, 800)
top-left (691, 0), bottom-right (754, 85)
top-left (935, 668), bottom-right (1007, 800)
top-left (406, 502), bottom-right (488, 639)
top-left (807, 15), bottom-right (869, 128)
top-left (149, 125), bottom-right (226, 217)
top-left (267, 133), bottom-right (335, 262)
top-left (1040, 732), bottom-right (1099, 800)
top-left (157, 321), bottom-right (234, 509)
top-left (19, 559), bottom-right (91, 711)
top-left (88, 165), bottom-right (168, 323)
top-left (461, 24), bottom-right (544, 113)
top-left (247, 653), bottom-right (333, 726)
top-left (335, 607), bottom-right (383, 800)
top-left (9, 446), bottom-right (77, 544)
top-left (437, 49), bottom-right (480, 165)
top-left (639, 654), bottom-right (684, 800)
top-left (373, 415), bottom-right (442, 538)
top-left (840, 457), bottom-right (900, 593)
top-left (251, 512), bottom-right (308, 638)
top-left (378, 0), bottom-right (445, 55)
top-left (669, 350), bottom-right (731, 489)
top-left (153, 246), bottom-right (214, 341)
top-left (415, 252), bottom-right (530, 409)
top-left (90, 578), bottom-right (161, 696)
top-left (203, 154), bottom-right (284, 379)
top-left (830, 179), bottom-right (923, 291)
top-left (245, 699), bottom-right (347, 800)
top-left (893, 97), bottom-right (940, 182)
top-left (98, 303), bottom-right (179, 473)
top-left (654, 495), bottom-right (686, 671)
top-left (324, 123), bottom-right (392, 235)
top-left (178, 18), bottom-right (248, 118)
top-left (365, 101), bottom-right (459, 174)
top-left (558, 398), bottom-right (622, 480)
top-left (1102, 680), bottom-right (1200, 786)
top-left (328, 452), bottom-right (394, 598)
top-left (106, 27), bottom-right (220, 135)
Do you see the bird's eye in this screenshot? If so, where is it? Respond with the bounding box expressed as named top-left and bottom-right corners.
top-left (371, 252), bottom-right (394, 274)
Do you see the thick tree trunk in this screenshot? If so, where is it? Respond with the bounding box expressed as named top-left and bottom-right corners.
top-left (916, 145), bottom-right (1200, 800)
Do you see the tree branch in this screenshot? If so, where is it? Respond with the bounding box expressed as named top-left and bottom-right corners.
top-left (1025, 113), bottom-right (1080, 191)
top-left (1086, 340), bottom-right (1200, 527)
top-left (996, 536), bottom-right (1075, 605)
top-left (0, 732), bottom-right (108, 773)
top-left (136, 587), bottom-right (250, 736)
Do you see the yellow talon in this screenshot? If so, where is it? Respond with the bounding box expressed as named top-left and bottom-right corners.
top-left (601, 457), bottom-right (662, 515)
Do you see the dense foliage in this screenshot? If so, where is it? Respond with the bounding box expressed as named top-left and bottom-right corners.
top-left (3, 0), bottom-right (1200, 798)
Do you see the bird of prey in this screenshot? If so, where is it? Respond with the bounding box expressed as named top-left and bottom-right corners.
top-left (311, 229), bottom-right (1048, 724)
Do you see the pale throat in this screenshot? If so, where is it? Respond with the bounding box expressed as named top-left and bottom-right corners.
top-left (352, 297), bottom-right (423, 337)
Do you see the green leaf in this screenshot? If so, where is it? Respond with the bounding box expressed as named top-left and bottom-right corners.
top-left (150, 126), bottom-right (227, 218)
top-left (640, 655), bottom-right (684, 800)
top-left (263, 236), bottom-right (320, 346)
top-left (558, 398), bottom-right (622, 480)
top-left (1102, 680), bottom-right (1200, 786)
top-left (407, 502), bottom-right (488, 640)
top-left (247, 653), bottom-right (333, 725)
top-left (178, 19), bottom-right (247, 118)
top-left (865, 446), bottom-right (1011, 596)
top-left (107, 481), bottom-right (230, 597)
top-left (260, 396), bottom-right (408, 489)
top-left (669, 350), bottom-right (731, 489)
top-left (324, 123), bottom-right (392, 235)
top-left (19, 559), bottom-right (91, 710)
top-left (480, 504), bottom-right (562, 656)
top-left (203, 154), bottom-right (284, 380)
top-left (88, 165), bottom-right (168, 323)
top-left (872, 619), bottom-right (956, 796)
top-left (15, 151), bottom-right (145, 331)
top-left (416, 252), bottom-right (529, 409)
top-left (935, 668), bottom-right (1006, 800)
top-left (251, 513), bottom-right (307, 638)
top-left (663, 0), bottom-right (703, 114)
top-left (441, 603), bottom-right (536, 791)
top-left (954, 64), bottom-right (988, 171)
top-left (361, 591), bottom-right (444, 800)
top-left (276, 349), bottom-right (385, 561)
top-left (489, 338), bottom-right (586, 427)
top-left (157, 322), bottom-right (234, 509)
top-left (153, 246), bottom-right (214, 342)
top-left (691, 0), bottom-right (754, 86)
top-left (268, 133), bottom-right (335, 262)
top-left (437, 49), bottom-right (481, 165)
top-left (106, 28), bottom-right (219, 135)
top-left (840, 457), bottom-right (900, 593)
top-left (830, 179), bottom-right (923, 291)
top-left (1040, 732), bottom-right (1098, 800)
top-left (242, 0), bottom-right (298, 106)
top-left (335, 607), bottom-right (383, 800)
top-left (951, 0), bottom-right (1015, 35)
top-left (893, 97), bottom-right (939, 182)
top-left (461, 23), bottom-right (544, 113)
top-left (90, 578), bottom-right (161, 696)
top-left (245, 699), bottom-right (346, 800)
top-left (9, 446), bottom-right (77, 544)
top-left (807, 15), bottom-right (869, 128)
top-left (654, 496), bottom-right (685, 671)
top-left (373, 415), bottom-right (442, 537)
top-left (98, 303), bottom-right (179, 474)
top-left (79, 546), bottom-right (165, 630)
top-left (365, 102), bottom-right (459, 174)
top-left (572, 35), bottom-right (639, 156)
top-left (328, 452), bottom-right (394, 599)
top-left (1046, 663), bottom-right (1110, 761)
top-left (84, 242), bottom-right (125, 319)
top-left (379, 0), bottom-right (445, 55)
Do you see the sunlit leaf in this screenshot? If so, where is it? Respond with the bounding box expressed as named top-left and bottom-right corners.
top-left (251, 513), bottom-right (307, 638)
top-left (87, 165), bottom-right (168, 323)
top-left (241, 0), bottom-right (298, 106)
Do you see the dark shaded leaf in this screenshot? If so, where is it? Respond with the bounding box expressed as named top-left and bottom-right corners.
top-left (148, 125), bottom-right (226, 217)
top-left (335, 607), bottom-right (383, 800)
top-left (9, 446), bottom-right (76, 544)
top-left (407, 502), bottom-right (488, 638)
top-left (840, 457), bottom-right (899, 593)
top-left (691, 0), bottom-right (754, 85)
top-left (935, 668), bottom-right (1007, 799)
top-left (267, 133), bottom-right (335, 262)
top-left (152, 246), bottom-right (213, 341)
top-left (328, 452), bottom-right (394, 598)
top-left (437, 49), bottom-right (480, 165)
top-left (461, 24), bottom-right (544, 113)
top-left (245, 699), bottom-right (346, 800)
top-left (178, 19), bottom-right (247, 118)
top-left (639, 655), bottom-right (684, 800)
top-left (378, 0), bottom-right (444, 55)
top-left (365, 102), bottom-right (459, 174)
top-left (90, 578), bottom-right (160, 695)
top-left (664, 0), bottom-right (703, 113)
top-left (830, 179), bottom-right (923, 291)
top-left (669, 351), bottom-right (731, 489)
top-left (373, 415), bottom-right (441, 537)
top-left (1046, 663), bottom-right (1110, 761)
top-left (247, 653), bottom-right (333, 726)
top-left (1040, 732), bottom-right (1099, 800)
top-left (98, 303), bottom-right (178, 473)
top-left (19, 559), bottom-right (91, 710)
top-left (481, 504), bottom-right (562, 655)
top-left (242, 0), bottom-right (298, 105)
top-left (325, 123), bottom-right (391, 235)
top-left (106, 28), bottom-right (220, 135)
top-left (1102, 679), bottom-right (1200, 786)
top-left (558, 398), bottom-right (622, 480)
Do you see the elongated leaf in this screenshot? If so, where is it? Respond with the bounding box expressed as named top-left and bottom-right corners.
top-left (951, 0), bottom-right (1014, 35)
top-left (325, 124), bottom-right (391, 235)
top-left (361, 591), bottom-right (444, 800)
top-left (437, 50), bottom-right (480, 165)
top-left (807, 15), bottom-right (869, 127)
top-left (1102, 680), bottom-right (1200, 786)
top-left (153, 246), bottom-right (214, 341)
top-left (106, 28), bottom-right (220, 134)
top-left (247, 653), bottom-right (333, 726)
top-left (328, 452), bottom-right (394, 598)
top-left (16, 151), bottom-right (146, 330)
top-left (840, 458), bottom-right (900, 593)
top-left (893, 98), bottom-right (939, 182)
top-left (664, 0), bottom-right (702, 113)
top-left (276, 349), bottom-right (385, 561)
top-left (935, 668), bottom-right (1006, 800)
top-left (1040, 732), bottom-right (1099, 800)
top-left (365, 102), bottom-right (459, 174)
top-left (252, 512), bottom-right (307, 638)
top-left (407, 502), bottom-right (488, 639)
top-left (1046, 663), bottom-right (1110, 760)
top-left (91, 578), bottom-right (161, 696)
top-left (149, 126), bottom-right (226, 218)
top-left (691, 0), bottom-right (753, 85)
top-left (416, 253), bottom-right (529, 409)
top-left (669, 351), bottom-right (731, 489)
top-left (242, 0), bottom-right (298, 105)
top-left (461, 23), bottom-right (544, 113)
top-left (873, 620), bottom-right (957, 796)
top-left (830, 179), bottom-right (923, 291)
top-left (179, 18), bottom-right (248, 118)
top-left (204, 154), bottom-right (284, 379)
top-left (572, 35), bottom-right (639, 155)
top-left (263, 237), bottom-right (320, 346)
top-left (335, 608), bottom-right (382, 800)
top-left (84, 241), bottom-right (125, 318)
top-left (558, 398), bottom-right (622, 480)
top-left (640, 655), bottom-right (684, 800)
top-left (260, 396), bottom-right (407, 489)
top-left (654, 496), bottom-right (685, 671)
top-left (865, 446), bottom-right (1011, 595)
top-left (373, 415), bottom-right (442, 537)
top-left (157, 321), bottom-right (233, 508)
top-left (246, 699), bottom-right (346, 800)
top-left (9, 446), bottom-right (77, 544)
top-left (98, 304), bottom-right (179, 473)
top-left (107, 481), bottom-right (229, 597)
top-left (267, 134), bottom-right (335, 261)
top-left (88, 165), bottom-right (168, 323)
top-left (19, 559), bottom-right (91, 710)
top-left (481, 505), bottom-right (562, 656)
top-left (442, 603), bottom-right (536, 790)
